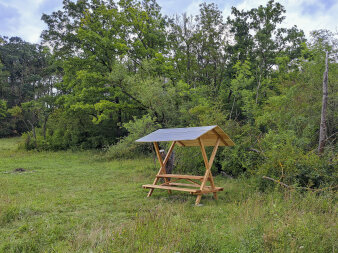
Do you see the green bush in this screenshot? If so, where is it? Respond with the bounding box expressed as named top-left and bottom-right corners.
top-left (221, 124), bottom-right (263, 177)
top-left (173, 146), bottom-right (206, 175)
top-left (21, 108), bottom-right (120, 151)
top-left (217, 125), bottom-right (336, 189)
top-left (107, 114), bottom-right (161, 159)
top-left (256, 130), bottom-right (336, 189)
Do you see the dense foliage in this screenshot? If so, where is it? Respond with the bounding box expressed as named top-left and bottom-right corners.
top-left (0, 0), bottom-right (337, 188)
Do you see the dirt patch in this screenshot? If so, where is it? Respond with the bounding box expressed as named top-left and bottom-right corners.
top-left (13, 168), bottom-right (26, 173)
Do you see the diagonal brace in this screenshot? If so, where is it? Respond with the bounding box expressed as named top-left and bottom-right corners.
top-left (147, 141), bottom-right (176, 197)
top-left (195, 137), bottom-right (220, 205)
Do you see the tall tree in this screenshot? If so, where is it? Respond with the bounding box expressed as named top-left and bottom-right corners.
top-left (119, 0), bottom-right (167, 63)
top-left (168, 13), bottom-right (197, 84)
top-left (194, 3), bottom-right (227, 92)
top-left (227, 0), bottom-right (305, 105)
top-left (318, 51), bottom-right (329, 154)
top-left (40, 0), bottom-right (170, 146)
top-left (0, 37), bottom-right (53, 106)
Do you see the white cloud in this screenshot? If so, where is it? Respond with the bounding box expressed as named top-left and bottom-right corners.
top-left (185, 0), bottom-right (204, 16)
top-left (0, 0), bottom-right (62, 43)
top-left (281, 0), bottom-right (338, 37)
top-left (0, 0), bottom-right (336, 43)
top-left (184, 0), bottom-right (230, 17)
top-left (223, 0), bottom-right (338, 38)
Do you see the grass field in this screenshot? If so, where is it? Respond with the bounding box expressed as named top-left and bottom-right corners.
top-left (0, 137), bottom-right (337, 252)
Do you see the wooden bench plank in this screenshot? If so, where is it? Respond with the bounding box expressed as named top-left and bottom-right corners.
top-left (162, 183), bottom-right (223, 191)
top-left (162, 182), bottom-right (201, 188)
top-left (142, 184), bottom-right (201, 193)
top-left (156, 174), bottom-right (205, 180)
top-left (192, 187), bottom-right (224, 194)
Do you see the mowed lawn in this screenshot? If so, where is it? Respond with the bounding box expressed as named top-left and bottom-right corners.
top-left (0, 138), bottom-right (336, 252)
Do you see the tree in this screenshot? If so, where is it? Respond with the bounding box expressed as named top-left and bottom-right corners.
top-left (40, 0), bottom-right (171, 147)
top-left (308, 30), bottom-right (338, 154)
top-left (119, 0), bottom-right (168, 63)
top-left (229, 60), bottom-right (256, 121)
top-left (168, 13), bottom-right (196, 84)
top-left (168, 3), bottom-right (227, 91)
top-left (0, 36), bottom-right (56, 136)
top-left (318, 51), bottom-right (329, 154)
top-left (193, 3), bottom-right (227, 92)
top-left (226, 0), bottom-right (305, 105)
top-left (0, 99), bottom-right (7, 119)
top-left (0, 36), bottom-right (53, 106)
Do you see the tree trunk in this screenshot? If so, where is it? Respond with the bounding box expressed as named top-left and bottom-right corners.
top-left (43, 114), bottom-right (49, 140)
top-left (318, 51), bottom-right (329, 154)
top-left (229, 95), bottom-right (236, 120)
top-left (255, 71), bottom-right (262, 104)
top-left (160, 149), bottom-right (175, 174)
top-left (27, 120), bottom-right (37, 148)
top-left (115, 96), bottom-right (122, 137)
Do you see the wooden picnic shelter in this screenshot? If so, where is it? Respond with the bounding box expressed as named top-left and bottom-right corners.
top-left (136, 125), bottom-right (235, 205)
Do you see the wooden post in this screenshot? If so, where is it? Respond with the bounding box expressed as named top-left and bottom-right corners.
top-left (208, 137), bottom-right (221, 199)
top-left (148, 141), bottom-right (176, 197)
top-left (195, 137), bottom-right (220, 205)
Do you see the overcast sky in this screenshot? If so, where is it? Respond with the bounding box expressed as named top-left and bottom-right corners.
top-left (0, 0), bottom-right (337, 44)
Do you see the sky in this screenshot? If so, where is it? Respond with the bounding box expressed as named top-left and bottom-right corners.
top-left (0, 0), bottom-right (337, 44)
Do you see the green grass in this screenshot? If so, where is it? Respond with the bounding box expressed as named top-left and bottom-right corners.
top-left (0, 137), bottom-right (337, 252)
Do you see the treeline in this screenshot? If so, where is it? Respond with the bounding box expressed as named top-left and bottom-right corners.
top-left (0, 0), bottom-right (337, 188)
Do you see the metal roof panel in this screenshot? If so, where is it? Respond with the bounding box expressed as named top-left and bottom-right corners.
top-left (135, 125), bottom-right (217, 142)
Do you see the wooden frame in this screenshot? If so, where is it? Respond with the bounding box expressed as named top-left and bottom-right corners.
top-left (138, 125), bottom-right (234, 205)
top-left (142, 136), bottom-right (223, 205)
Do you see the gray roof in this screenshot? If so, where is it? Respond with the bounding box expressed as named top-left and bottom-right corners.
top-left (136, 125), bottom-right (235, 147)
top-left (136, 125), bottom-right (216, 142)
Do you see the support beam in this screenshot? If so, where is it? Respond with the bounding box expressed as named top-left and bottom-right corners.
top-left (148, 141), bottom-right (176, 197)
top-left (212, 129), bottom-right (228, 146)
top-left (208, 137), bottom-right (220, 199)
top-left (178, 141), bottom-right (185, 147)
top-left (196, 138), bottom-right (208, 205)
top-left (199, 138), bottom-right (210, 190)
top-left (163, 141), bottom-right (176, 167)
top-left (196, 137), bottom-right (220, 204)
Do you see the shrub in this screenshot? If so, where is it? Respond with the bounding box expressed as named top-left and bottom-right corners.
top-left (107, 114), bottom-right (161, 159)
top-left (173, 146), bottom-right (206, 175)
top-left (256, 130), bottom-right (336, 189)
top-left (221, 124), bottom-right (263, 177)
